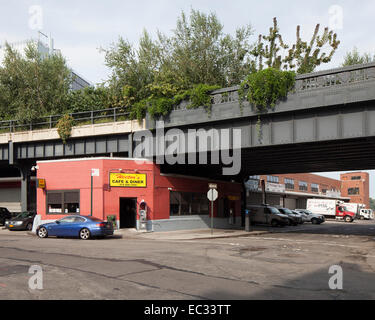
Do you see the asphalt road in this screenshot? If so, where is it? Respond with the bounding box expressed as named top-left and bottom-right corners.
top-left (1, 220), bottom-right (375, 300)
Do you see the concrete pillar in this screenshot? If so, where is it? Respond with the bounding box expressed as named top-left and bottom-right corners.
top-left (128, 133), bottom-right (133, 158)
top-left (261, 180), bottom-right (267, 205)
top-left (19, 166), bottom-right (33, 212)
top-left (20, 168), bottom-right (30, 212)
top-left (241, 181), bottom-right (247, 227)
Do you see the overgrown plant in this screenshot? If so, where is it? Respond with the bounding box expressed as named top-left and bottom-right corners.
top-left (130, 83), bottom-right (220, 121)
top-left (251, 17), bottom-right (340, 74)
top-left (56, 114), bottom-right (74, 144)
top-left (239, 68), bottom-right (296, 143)
top-left (239, 68), bottom-right (296, 112)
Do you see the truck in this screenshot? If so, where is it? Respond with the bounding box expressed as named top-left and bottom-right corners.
top-left (306, 199), bottom-right (356, 223)
top-left (359, 208), bottom-right (374, 220)
top-left (343, 203), bottom-right (374, 220)
top-left (344, 203), bottom-right (365, 219)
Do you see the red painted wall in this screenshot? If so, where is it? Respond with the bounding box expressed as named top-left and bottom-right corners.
top-left (37, 158), bottom-right (242, 222)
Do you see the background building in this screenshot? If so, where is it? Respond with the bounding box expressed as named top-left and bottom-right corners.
top-left (340, 172), bottom-right (370, 208)
top-left (245, 172), bottom-right (369, 209)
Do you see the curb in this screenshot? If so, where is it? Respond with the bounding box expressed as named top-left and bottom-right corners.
top-left (126, 230), bottom-right (272, 241)
top-left (186, 231), bottom-right (271, 240)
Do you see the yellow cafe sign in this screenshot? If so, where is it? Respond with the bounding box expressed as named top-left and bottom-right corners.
top-left (110, 173), bottom-right (147, 188)
top-left (37, 178), bottom-right (46, 189)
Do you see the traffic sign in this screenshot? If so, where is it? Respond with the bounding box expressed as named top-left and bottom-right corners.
top-left (207, 188), bottom-right (218, 201)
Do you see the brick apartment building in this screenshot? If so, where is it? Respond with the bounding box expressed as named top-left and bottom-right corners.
top-left (246, 172), bottom-right (370, 209)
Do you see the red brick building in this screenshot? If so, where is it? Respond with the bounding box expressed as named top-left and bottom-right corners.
top-left (340, 172), bottom-right (370, 208)
top-left (35, 157), bottom-right (242, 232)
top-left (262, 173), bottom-right (342, 195)
top-left (246, 172), bottom-right (370, 210)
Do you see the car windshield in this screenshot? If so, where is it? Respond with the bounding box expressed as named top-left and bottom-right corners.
top-left (269, 207), bottom-right (281, 215)
top-left (281, 208), bottom-right (293, 214)
top-left (15, 212), bottom-right (32, 218)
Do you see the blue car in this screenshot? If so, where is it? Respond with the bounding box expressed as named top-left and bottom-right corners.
top-left (36, 215), bottom-right (114, 240)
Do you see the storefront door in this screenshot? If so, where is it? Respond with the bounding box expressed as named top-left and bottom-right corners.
top-left (119, 198), bottom-right (137, 228)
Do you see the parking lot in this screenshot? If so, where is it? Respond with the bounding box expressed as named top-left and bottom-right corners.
top-left (1, 219), bottom-right (375, 300)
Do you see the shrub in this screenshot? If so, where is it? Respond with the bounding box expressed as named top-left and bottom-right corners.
top-left (239, 68), bottom-right (295, 112)
top-left (56, 114), bottom-right (74, 144)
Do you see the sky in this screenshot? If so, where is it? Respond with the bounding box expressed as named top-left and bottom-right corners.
top-left (0, 0), bottom-right (375, 195)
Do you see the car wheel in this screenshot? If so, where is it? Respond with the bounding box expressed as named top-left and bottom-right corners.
top-left (79, 228), bottom-right (91, 240)
top-left (345, 216), bottom-right (353, 223)
top-left (360, 216), bottom-right (364, 220)
top-left (312, 218), bottom-right (319, 225)
top-left (271, 220), bottom-right (278, 227)
top-left (26, 223), bottom-right (33, 231)
top-left (37, 227), bottom-right (48, 238)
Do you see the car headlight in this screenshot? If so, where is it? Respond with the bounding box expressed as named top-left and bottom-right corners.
top-left (14, 221), bottom-right (23, 226)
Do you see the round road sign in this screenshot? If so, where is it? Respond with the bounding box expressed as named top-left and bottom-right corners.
top-left (207, 189), bottom-right (218, 201)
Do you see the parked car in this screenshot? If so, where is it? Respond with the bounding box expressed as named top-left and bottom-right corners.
top-left (5, 211), bottom-right (36, 231)
top-left (294, 209), bottom-right (325, 224)
top-left (36, 215), bottom-right (114, 240)
top-left (276, 207), bottom-right (303, 225)
top-left (0, 207), bottom-right (12, 226)
top-left (246, 204), bottom-right (290, 227)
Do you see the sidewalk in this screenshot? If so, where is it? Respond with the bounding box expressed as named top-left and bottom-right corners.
top-left (114, 227), bottom-right (270, 240)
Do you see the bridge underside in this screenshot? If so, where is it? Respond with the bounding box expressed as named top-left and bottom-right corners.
top-left (160, 136), bottom-right (375, 181)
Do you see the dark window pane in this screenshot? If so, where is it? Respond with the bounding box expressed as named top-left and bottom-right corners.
top-left (48, 193), bottom-right (62, 204)
top-left (170, 191), bottom-right (209, 216)
top-left (64, 192), bottom-right (79, 203)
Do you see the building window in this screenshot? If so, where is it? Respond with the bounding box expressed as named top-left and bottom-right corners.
top-left (348, 188), bottom-right (360, 195)
top-left (267, 176), bottom-right (279, 184)
top-left (311, 183), bottom-right (319, 193)
top-left (170, 191), bottom-right (209, 216)
top-left (299, 181), bottom-right (308, 192)
top-left (351, 176), bottom-right (361, 180)
top-left (47, 190), bottom-right (80, 215)
top-left (284, 178), bottom-right (295, 190)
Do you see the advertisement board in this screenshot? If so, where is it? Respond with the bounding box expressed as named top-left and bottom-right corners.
top-left (109, 173), bottom-right (147, 187)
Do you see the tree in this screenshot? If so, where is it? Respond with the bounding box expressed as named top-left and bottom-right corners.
top-left (102, 9), bottom-right (255, 119)
top-left (102, 30), bottom-right (165, 106)
top-left (370, 198), bottom-right (375, 211)
top-left (342, 47), bottom-right (375, 66)
top-left (251, 17), bottom-right (340, 74)
top-left (66, 86), bottom-right (112, 113)
top-left (103, 9), bottom-right (254, 96)
top-left (168, 9), bottom-right (254, 87)
top-left (0, 42), bottom-right (72, 122)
